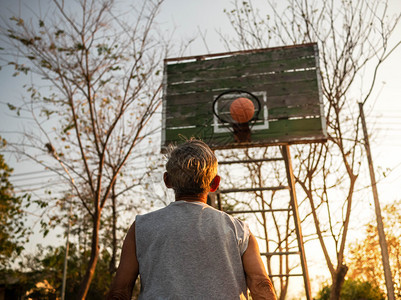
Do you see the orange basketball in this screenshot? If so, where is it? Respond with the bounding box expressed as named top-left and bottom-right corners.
top-left (230, 97), bottom-right (255, 123)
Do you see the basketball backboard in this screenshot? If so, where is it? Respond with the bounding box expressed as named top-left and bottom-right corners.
top-left (161, 43), bottom-right (326, 151)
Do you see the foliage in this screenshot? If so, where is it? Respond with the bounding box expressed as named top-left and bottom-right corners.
top-left (13, 244), bottom-right (113, 299)
top-left (0, 243), bottom-right (127, 299)
top-left (347, 200), bottom-right (401, 298)
top-left (0, 137), bottom-right (31, 268)
top-left (315, 279), bottom-right (385, 300)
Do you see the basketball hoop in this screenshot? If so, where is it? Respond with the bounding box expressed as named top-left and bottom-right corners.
top-left (213, 89), bottom-right (261, 143)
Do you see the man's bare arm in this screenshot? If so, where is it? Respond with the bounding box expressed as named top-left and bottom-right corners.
top-left (242, 233), bottom-right (277, 300)
top-left (107, 222), bottom-right (139, 300)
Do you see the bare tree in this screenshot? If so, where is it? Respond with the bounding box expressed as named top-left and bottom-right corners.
top-left (0, 0), bottom-right (171, 297)
top-left (223, 0), bottom-right (401, 298)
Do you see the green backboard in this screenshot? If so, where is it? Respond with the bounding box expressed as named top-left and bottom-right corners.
top-left (161, 43), bottom-right (327, 151)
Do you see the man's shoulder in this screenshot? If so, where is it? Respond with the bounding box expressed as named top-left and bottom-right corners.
top-left (201, 204), bottom-right (248, 228)
top-left (136, 203), bottom-right (172, 220)
top-left (136, 201), bottom-right (246, 227)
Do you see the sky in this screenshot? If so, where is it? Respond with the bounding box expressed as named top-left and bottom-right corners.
top-left (1, 0), bottom-right (400, 197)
top-left (2, 0), bottom-right (400, 191)
top-left (0, 0), bottom-right (401, 297)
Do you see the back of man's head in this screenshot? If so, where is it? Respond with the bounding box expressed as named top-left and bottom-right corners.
top-left (166, 140), bottom-right (217, 196)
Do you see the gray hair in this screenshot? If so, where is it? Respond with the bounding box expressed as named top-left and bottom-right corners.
top-left (166, 140), bottom-right (218, 196)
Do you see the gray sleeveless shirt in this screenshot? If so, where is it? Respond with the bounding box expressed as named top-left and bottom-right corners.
top-left (135, 201), bottom-right (250, 299)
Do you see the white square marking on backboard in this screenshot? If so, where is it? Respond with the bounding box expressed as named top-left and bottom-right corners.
top-left (213, 91), bottom-right (269, 133)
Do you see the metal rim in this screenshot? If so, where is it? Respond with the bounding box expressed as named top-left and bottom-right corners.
top-left (212, 89), bottom-right (261, 124)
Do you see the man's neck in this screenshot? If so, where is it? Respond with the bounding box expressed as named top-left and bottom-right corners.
top-left (175, 193), bottom-right (208, 203)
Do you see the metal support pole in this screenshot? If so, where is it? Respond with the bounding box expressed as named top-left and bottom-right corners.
top-left (359, 103), bottom-right (395, 300)
top-left (207, 192), bottom-right (217, 208)
top-left (61, 202), bottom-right (72, 300)
top-left (281, 145), bottom-right (312, 300)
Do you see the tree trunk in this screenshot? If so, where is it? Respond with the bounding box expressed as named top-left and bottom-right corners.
top-left (109, 185), bottom-right (117, 273)
top-left (329, 264), bottom-right (348, 300)
top-left (78, 211), bottom-right (101, 299)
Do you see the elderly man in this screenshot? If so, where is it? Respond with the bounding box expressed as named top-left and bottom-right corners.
top-left (108, 140), bottom-right (277, 299)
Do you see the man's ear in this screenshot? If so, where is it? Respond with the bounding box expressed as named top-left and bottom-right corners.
top-left (209, 175), bottom-right (220, 192)
top-left (164, 172), bottom-right (173, 189)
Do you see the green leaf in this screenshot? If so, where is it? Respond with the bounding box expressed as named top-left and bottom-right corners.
top-left (10, 16), bottom-right (24, 26)
top-left (63, 123), bottom-right (75, 133)
top-left (7, 103), bottom-right (16, 111)
top-left (55, 29), bottom-right (64, 37)
top-left (75, 43), bottom-right (84, 50)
